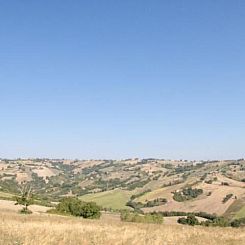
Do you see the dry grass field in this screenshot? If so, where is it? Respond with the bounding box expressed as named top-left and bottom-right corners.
top-left (0, 200), bottom-right (50, 214)
top-left (0, 210), bottom-right (245, 245)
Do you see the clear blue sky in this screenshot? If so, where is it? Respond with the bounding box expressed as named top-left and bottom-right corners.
top-left (0, 1), bottom-right (244, 160)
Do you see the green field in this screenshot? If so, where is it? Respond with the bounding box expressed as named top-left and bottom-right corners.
top-left (235, 205), bottom-right (245, 219)
top-left (0, 191), bottom-right (14, 199)
top-left (79, 189), bottom-right (133, 210)
top-left (224, 199), bottom-right (245, 219)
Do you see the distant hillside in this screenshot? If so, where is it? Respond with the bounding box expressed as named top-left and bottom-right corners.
top-left (0, 158), bottom-right (245, 218)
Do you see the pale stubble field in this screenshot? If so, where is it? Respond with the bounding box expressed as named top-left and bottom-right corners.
top-left (0, 210), bottom-right (244, 245)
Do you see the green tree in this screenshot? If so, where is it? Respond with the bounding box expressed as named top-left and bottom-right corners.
top-left (55, 197), bottom-right (101, 219)
top-left (178, 215), bottom-right (199, 226)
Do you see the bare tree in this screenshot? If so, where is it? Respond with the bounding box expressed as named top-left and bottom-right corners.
top-left (15, 185), bottom-right (34, 214)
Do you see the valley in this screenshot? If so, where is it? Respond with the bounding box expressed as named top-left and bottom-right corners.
top-left (0, 158), bottom-right (244, 219)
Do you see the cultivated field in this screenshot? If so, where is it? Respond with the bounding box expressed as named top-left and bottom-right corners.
top-left (0, 210), bottom-right (245, 245)
top-left (141, 180), bottom-right (245, 215)
top-left (235, 206), bottom-right (245, 219)
top-left (79, 189), bottom-right (133, 210)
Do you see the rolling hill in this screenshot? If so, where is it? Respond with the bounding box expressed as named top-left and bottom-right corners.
top-left (0, 158), bottom-right (245, 219)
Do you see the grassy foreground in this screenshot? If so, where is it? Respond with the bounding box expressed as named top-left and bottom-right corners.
top-left (0, 211), bottom-right (245, 245)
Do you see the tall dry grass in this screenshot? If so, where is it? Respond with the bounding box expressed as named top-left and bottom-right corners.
top-left (0, 210), bottom-right (245, 245)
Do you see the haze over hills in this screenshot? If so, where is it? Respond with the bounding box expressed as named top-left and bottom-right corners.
top-left (1, 158), bottom-right (244, 219)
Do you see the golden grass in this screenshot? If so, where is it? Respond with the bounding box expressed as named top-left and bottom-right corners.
top-left (0, 211), bottom-right (245, 245)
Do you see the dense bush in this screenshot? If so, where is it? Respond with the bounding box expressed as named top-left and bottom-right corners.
top-left (151, 211), bottom-right (217, 221)
top-left (126, 179), bottom-right (151, 191)
top-left (126, 198), bottom-right (167, 211)
top-left (177, 215), bottom-right (242, 228)
top-left (161, 179), bottom-right (184, 188)
top-left (175, 165), bottom-right (194, 174)
top-left (178, 215), bottom-right (199, 226)
top-left (173, 187), bottom-right (203, 202)
top-left (145, 198), bottom-right (167, 207)
top-left (182, 187), bottom-right (203, 198)
top-left (126, 200), bottom-right (144, 212)
top-left (172, 192), bottom-right (186, 202)
top-left (130, 189), bottom-right (151, 200)
top-left (230, 218), bottom-right (245, 227)
top-left (221, 182), bottom-right (229, 186)
top-left (200, 217), bottom-right (230, 227)
top-left (222, 194), bottom-right (233, 203)
top-left (55, 197), bottom-right (101, 219)
top-left (177, 215), bottom-right (245, 228)
top-left (230, 219), bottom-right (241, 227)
top-left (120, 211), bottom-right (163, 224)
